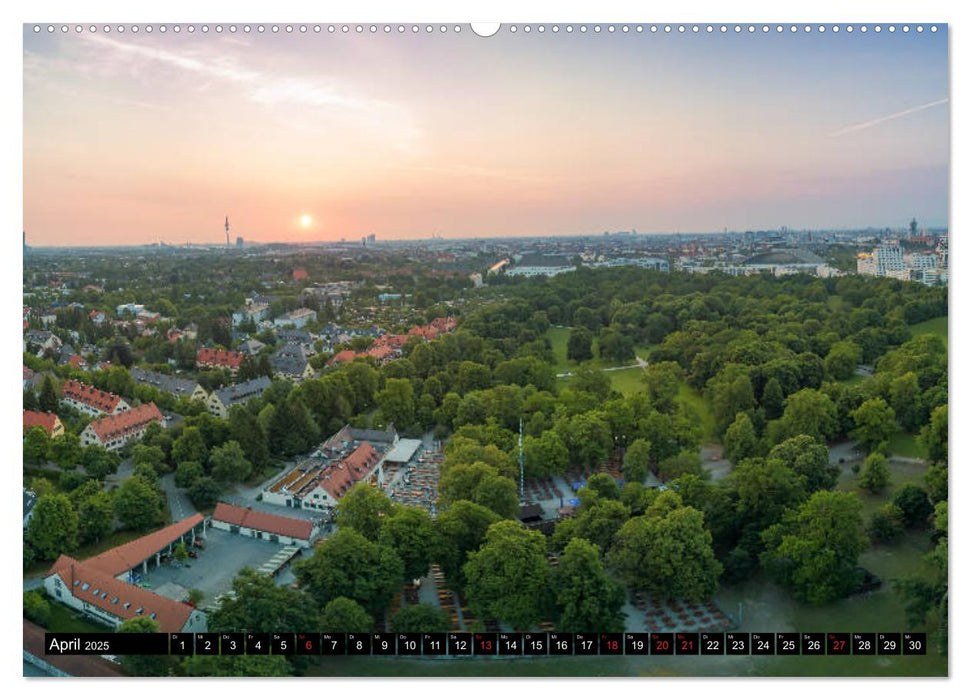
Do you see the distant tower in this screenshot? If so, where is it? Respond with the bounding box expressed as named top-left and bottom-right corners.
top-left (225, 216), bottom-right (231, 247)
top-left (909, 218), bottom-right (918, 239)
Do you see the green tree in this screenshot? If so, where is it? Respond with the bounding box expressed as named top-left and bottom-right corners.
top-left (555, 410), bottom-right (613, 469)
top-left (434, 500), bottom-right (502, 589)
top-left (392, 603), bottom-right (450, 633)
top-left (580, 472), bottom-right (621, 502)
top-left (379, 506), bottom-right (439, 581)
top-left (182, 655), bottom-right (291, 677)
top-left (131, 444), bottom-right (167, 473)
top-left (172, 426), bottom-right (209, 466)
top-left (114, 476), bottom-right (165, 531)
top-left (656, 450), bottom-right (703, 482)
top-left (336, 483), bottom-right (396, 541)
top-left (463, 521), bottom-right (554, 630)
top-left (23, 590), bottom-right (51, 627)
top-left (851, 397), bottom-right (896, 454)
top-left (925, 462), bottom-right (947, 504)
top-left (825, 340), bottom-right (863, 380)
top-left (175, 460), bottom-right (205, 488)
top-left (730, 457), bottom-right (806, 532)
top-left (566, 327), bottom-right (594, 362)
top-left (892, 485), bottom-right (933, 528)
top-left (919, 404), bottom-right (947, 464)
top-left (210, 440), bottom-right (253, 484)
top-left (524, 431), bottom-right (570, 478)
top-left (551, 498), bottom-right (630, 554)
top-left (761, 490), bottom-right (867, 604)
top-left (438, 462), bottom-right (519, 519)
top-left (858, 452), bottom-right (891, 494)
top-left (295, 528), bottom-right (404, 615)
top-left (319, 596), bottom-right (374, 632)
top-left (82, 445), bottom-right (121, 480)
top-left (554, 538), bottom-right (625, 632)
top-left (767, 434), bottom-right (838, 493)
top-left (775, 388), bottom-right (838, 444)
top-left (708, 369), bottom-right (755, 438)
top-left (118, 616), bottom-right (171, 677)
top-left (642, 361), bottom-right (683, 413)
top-left (621, 438), bottom-right (652, 483)
top-left (723, 412), bottom-right (759, 463)
top-left (868, 503), bottom-right (905, 542)
top-left (607, 505), bottom-right (721, 602)
top-left (598, 329), bottom-right (635, 363)
top-left (49, 433), bottom-right (83, 469)
top-left (210, 568), bottom-right (320, 632)
top-left (26, 494), bottom-right (79, 560)
top-left (889, 372), bottom-right (924, 432)
top-left (187, 476), bottom-right (221, 510)
top-left (23, 426), bottom-right (50, 465)
top-left (75, 486), bottom-right (114, 544)
top-left (38, 375), bottom-right (59, 413)
top-left (376, 378), bottom-right (416, 429)
top-left (228, 407), bottom-right (269, 470)
top-left (761, 377), bottom-right (785, 420)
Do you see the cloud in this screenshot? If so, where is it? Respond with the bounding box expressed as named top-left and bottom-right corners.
top-left (79, 34), bottom-right (420, 149)
top-left (829, 98), bottom-right (948, 137)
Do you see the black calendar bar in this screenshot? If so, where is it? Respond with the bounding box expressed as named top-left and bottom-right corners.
top-left (40, 632), bottom-right (931, 656)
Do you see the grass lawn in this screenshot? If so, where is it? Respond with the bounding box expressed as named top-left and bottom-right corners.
top-left (888, 431), bottom-right (927, 459)
top-left (676, 383), bottom-right (716, 442)
top-left (41, 594), bottom-right (114, 634)
top-left (607, 367), bottom-right (646, 395)
top-left (908, 315), bottom-right (947, 344)
top-left (545, 326), bottom-right (638, 373)
top-left (839, 373), bottom-right (869, 387)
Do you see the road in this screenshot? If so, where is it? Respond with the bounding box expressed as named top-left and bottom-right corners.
top-left (160, 472), bottom-right (196, 522)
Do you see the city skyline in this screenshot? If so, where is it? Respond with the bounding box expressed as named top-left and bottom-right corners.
top-left (24, 25), bottom-right (949, 246)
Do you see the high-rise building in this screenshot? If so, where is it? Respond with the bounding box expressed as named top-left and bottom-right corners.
top-left (236, 236), bottom-right (243, 248)
top-left (909, 218), bottom-right (918, 239)
top-left (225, 216), bottom-right (231, 247)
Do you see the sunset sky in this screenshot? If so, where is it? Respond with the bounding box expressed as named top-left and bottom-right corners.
top-left (23, 24), bottom-right (948, 246)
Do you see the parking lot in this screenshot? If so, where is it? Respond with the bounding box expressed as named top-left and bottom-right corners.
top-left (140, 528), bottom-right (291, 604)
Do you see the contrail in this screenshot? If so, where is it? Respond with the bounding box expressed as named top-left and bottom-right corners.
top-left (829, 98), bottom-right (949, 137)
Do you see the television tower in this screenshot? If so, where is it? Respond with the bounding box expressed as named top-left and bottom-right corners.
top-left (225, 216), bottom-right (230, 247)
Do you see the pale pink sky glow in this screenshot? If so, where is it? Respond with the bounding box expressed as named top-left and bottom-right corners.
top-left (23, 27), bottom-right (948, 245)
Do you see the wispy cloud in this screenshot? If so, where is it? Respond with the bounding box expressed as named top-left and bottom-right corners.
top-left (829, 98), bottom-right (948, 137)
top-left (80, 34), bottom-right (420, 149)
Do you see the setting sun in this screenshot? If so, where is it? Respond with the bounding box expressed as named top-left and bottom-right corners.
top-left (300, 214), bottom-right (313, 228)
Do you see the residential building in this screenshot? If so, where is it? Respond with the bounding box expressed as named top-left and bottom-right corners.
top-left (60, 379), bottom-right (129, 417)
top-left (327, 349), bottom-right (359, 366)
top-left (208, 376), bottom-right (272, 419)
top-left (196, 347), bottom-right (244, 374)
top-left (210, 503), bottom-right (319, 547)
top-left (23, 410), bottom-right (65, 438)
top-left (238, 338), bottom-right (266, 356)
top-left (273, 308), bottom-right (317, 329)
top-left (270, 343), bottom-right (315, 382)
top-left (80, 402), bottom-right (164, 451)
top-left (231, 303), bottom-right (270, 327)
top-left (23, 489), bottom-right (37, 529)
top-left (42, 515), bottom-right (208, 633)
top-left (115, 303), bottom-right (145, 317)
top-left (23, 365), bottom-right (34, 390)
top-left (130, 367), bottom-right (209, 403)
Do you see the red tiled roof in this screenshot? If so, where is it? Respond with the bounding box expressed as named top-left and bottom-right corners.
top-left (84, 514), bottom-right (204, 577)
top-left (62, 379), bottom-right (124, 413)
top-left (196, 347), bottom-right (243, 369)
top-left (87, 403), bottom-right (163, 443)
top-left (46, 555), bottom-right (194, 633)
top-left (328, 349), bottom-right (358, 365)
top-left (212, 502), bottom-right (313, 540)
top-left (23, 410), bottom-right (60, 436)
top-left (23, 365), bottom-right (34, 381)
top-left (68, 355), bottom-right (86, 368)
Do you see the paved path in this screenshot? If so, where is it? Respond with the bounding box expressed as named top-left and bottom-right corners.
top-left (160, 472), bottom-right (196, 522)
top-left (556, 354), bottom-right (649, 379)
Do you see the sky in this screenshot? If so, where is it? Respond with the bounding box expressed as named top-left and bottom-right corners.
top-left (23, 24), bottom-right (949, 246)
